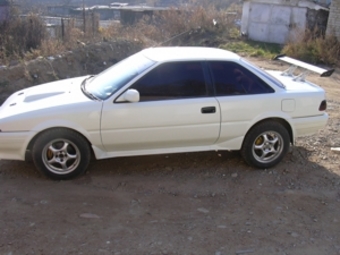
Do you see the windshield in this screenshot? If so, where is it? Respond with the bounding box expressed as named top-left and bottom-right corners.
top-left (241, 59), bottom-right (285, 89)
top-left (86, 52), bottom-right (156, 100)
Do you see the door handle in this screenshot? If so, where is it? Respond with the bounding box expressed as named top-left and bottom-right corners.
top-left (201, 106), bottom-right (216, 114)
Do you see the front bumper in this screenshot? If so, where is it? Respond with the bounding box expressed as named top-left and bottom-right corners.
top-left (0, 131), bottom-right (34, 161)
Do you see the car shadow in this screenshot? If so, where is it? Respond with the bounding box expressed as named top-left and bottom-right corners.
top-left (0, 146), bottom-right (339, 182)
top-left (1, 145), bottom-right (340, 255)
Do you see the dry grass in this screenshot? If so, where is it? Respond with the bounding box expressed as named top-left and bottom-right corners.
top-left (0, 2), bottom-right (242, 64)
top-left (2, 2), bottom-right (339, 68)
top-left (100, 4), bottom-right (240, 47)
top-left (282, 29), bottom-right (340, 66)
top-left (0, 13), bottom-right (47, 63)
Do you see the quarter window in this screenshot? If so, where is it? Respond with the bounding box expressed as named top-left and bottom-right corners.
top-left (130, 62), bottom-right (207, 102)
top-left (209, 61), bottom-right (274, 96)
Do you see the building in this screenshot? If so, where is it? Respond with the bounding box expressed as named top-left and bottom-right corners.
top-left (119, 6), bottom-right (168, 25)
top-left (47, 6), bottom-right (77, 17)
top-left (241, 0), bottom-right (330, 44)
top-left (71, 4), bottom-right (168, 24)
top-left (326, 0), bottom-right (340, 39)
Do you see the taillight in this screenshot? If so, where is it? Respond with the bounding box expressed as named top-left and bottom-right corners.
top-left (319, 100), bottom-right (327, 111)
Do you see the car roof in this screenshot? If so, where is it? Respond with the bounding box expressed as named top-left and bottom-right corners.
top-left (141, 47), bottom-right (241, 62)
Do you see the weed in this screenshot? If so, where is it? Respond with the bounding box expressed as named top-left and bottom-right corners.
top-left (282, 29), bottom-right (340, 66)
top-left (220, 40), bottom-right (282, 59)
top-left (0, 80), bottom-right (9, 87)
top-left (0, 13), bottom-right (47, 59)
top-left (99, 4), bottom-right (240, 47)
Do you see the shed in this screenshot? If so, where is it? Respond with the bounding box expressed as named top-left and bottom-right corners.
top-left (241, 0), bottom-right (330, 44)
top-left (47, 6), bottom-right (77, 17)
top-left (120, 6), bottom-right (168, 25)
top-left (72, 5), bottom-right (121, 20)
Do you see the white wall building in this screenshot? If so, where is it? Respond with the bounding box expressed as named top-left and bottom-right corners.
top-left (241, 0), bottom-right (329, 44)
top-left (326, 0), bottom-right (340, 39)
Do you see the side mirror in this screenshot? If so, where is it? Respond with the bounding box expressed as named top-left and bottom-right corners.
top-left (117, 89), bottom-right (140, 103)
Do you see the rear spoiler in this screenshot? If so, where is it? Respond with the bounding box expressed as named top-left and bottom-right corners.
top-left (273, 54), bottom-right (334, 82)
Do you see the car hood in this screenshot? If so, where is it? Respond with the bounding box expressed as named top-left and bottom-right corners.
top-left (0, 76), bottom-right (93, 119)
top-left (266, 71), bottom-right (325, 93)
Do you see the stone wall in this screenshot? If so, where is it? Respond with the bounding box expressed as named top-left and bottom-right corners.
top-left (326, 1), bottom-right (340, 39)
top-left (0, 40), bottom-right (143, 105)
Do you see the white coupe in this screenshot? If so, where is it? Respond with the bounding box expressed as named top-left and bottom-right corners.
top-left (0, 47), bottom-right (332, 179)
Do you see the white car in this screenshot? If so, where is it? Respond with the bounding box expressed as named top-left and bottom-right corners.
top-left (0, 47), bottom-right (332, 180)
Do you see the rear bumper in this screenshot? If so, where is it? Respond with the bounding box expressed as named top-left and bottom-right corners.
top-left (0, 131), bottom-right (33, 160)
top-left (292, 113), bottom-right (328, 138)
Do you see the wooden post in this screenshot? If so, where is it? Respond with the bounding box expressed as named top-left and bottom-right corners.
top-left (61, 18), bottom-right (65, 40)
top-left (92, 11), bottom-right (95, 37)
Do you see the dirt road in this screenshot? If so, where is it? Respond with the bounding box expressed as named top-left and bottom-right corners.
top-left (1, 60), bottom-right (340, 255)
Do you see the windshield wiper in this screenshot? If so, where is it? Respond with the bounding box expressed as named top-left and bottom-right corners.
top-left (81, 75), bottom-right (100, 101)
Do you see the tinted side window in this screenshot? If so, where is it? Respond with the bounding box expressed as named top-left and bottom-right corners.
top-left (130, 62), bottom-right (207, 102)
top-left (209, 61), bottom-right (274, 96)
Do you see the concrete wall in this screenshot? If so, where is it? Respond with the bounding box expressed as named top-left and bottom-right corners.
top-left (241, 2), bottom-right (307, 44)
top-left (326, 1), bottom-right (340, 39)
top-left (242, 0), bottom-right (330, 44)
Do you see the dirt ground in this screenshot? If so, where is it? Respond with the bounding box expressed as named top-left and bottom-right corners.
top-left (1, 58), bottom-right (340, 255)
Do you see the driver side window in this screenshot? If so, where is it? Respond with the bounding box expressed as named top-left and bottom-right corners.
top-left (130, 61), bottom-right (207, 102)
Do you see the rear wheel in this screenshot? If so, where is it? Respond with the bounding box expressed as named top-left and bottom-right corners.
top-left (32, 129), bottom-right (91, 180)
top-left (241, 121), bottom-right (290, 169)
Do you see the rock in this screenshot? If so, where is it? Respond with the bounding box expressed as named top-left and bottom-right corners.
top-left (130, 199), bottom-right (140, 205)
top-left (291, 232), bottom-right (299, 238)
top-left (9, 60), bottom-right (19, 66)
top-left (331, 147), bottom-right (340, 154)
top-left (79, 213), bottom-right (101, 219)
top-left (231, 173), bottom-right (238, 178)
top-left (236, 248), bottom-right (255, 254)
top-left (197, 208), bottom-right (209, 214)
top-left (40, 200), bottom-right (48, 204)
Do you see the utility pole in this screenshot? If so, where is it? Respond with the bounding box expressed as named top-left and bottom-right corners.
top-left (83, 0), bottom-right (86, 35)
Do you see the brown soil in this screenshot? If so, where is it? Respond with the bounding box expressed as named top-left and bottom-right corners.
top-left (0, 58), bottom-right (340, 255)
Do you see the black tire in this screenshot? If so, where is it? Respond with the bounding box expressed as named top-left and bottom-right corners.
top-left (32, 128), bottom-right (91, 180)
top-left (241, 121), bottom-right (290, 169)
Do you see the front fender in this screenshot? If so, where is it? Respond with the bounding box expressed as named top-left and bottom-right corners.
top-left (30, 119), bottom-right (103, 150)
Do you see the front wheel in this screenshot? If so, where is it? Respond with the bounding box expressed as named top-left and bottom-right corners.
top-left (241, 121), bottom-right (290, 169)
top-left (32, 129), bottom-right (91, 180)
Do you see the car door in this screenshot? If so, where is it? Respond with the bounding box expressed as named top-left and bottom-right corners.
top-left (208, 61), bottom-right (276, 146)
top-left (100, 61), bottom-right (220, 153)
